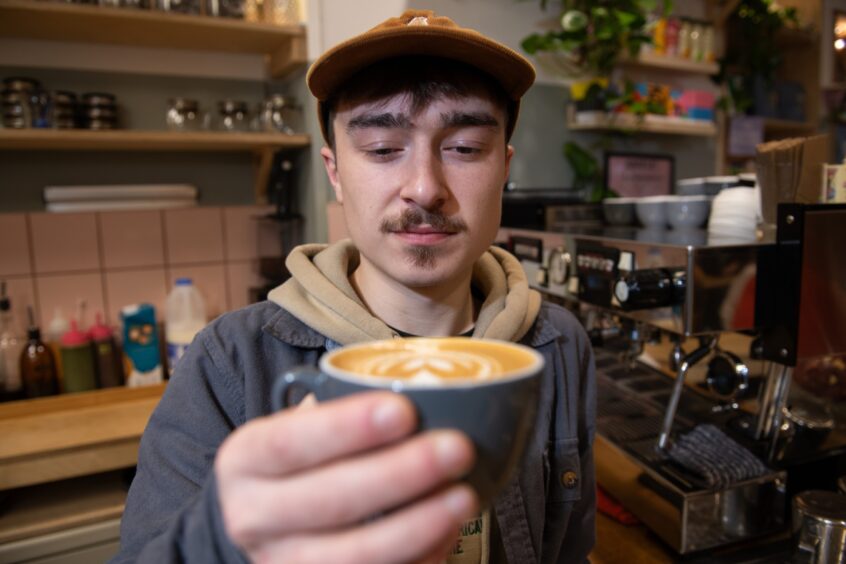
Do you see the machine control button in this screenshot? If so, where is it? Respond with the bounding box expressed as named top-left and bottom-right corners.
top-left (614, 268), bottom-right (686, 310)
top-left (614, 279), bottom-right (630, 303)
top-left (561, 471), bottom-right (579, 489)
top-left (548, 248), bottom-right (571, 286)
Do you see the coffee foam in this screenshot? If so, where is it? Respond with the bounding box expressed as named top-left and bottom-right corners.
top-left (355, 350), bottom-right (502, 383)
top-left (325, 338), bottom-right (539, 386)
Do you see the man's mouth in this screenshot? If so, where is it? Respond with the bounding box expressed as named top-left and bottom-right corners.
top-left (394, 225), bottom-right (455, 244)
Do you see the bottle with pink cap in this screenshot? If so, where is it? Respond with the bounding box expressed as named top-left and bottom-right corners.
top-left (89, 313), bottom-right (123, 388)
top-left (60, 320), bottom-right (97, 393)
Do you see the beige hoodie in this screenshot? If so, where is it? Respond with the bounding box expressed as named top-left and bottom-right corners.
top-left (268, 239), bottom-right (541, 345)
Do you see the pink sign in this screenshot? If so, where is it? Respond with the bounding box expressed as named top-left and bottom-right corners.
top-left (605, 153), bottom-right (673, 198)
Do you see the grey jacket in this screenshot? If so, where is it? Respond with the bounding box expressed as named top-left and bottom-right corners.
top-left (112, 300), bottom-right (596, 563)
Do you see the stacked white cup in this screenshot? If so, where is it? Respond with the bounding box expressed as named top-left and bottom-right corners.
top-left (707, 183), bottom-right (761, 244)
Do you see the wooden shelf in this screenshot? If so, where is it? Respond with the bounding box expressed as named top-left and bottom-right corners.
top-left (0, 0), bottom-right (307, 77)
top-left (0, 385), bottom-right (165, 490)
top-left (567, 107), bottom-right (717, 136)
top-left (620, 52), bottom-right (720, 75)
top-left (0, 129), bottom-right (310, 152)
top-left (0, 472), bottom-right (126, 545)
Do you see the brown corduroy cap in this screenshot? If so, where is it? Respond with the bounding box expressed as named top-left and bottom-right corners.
top-left (307, 9), bottom-right (536, 142)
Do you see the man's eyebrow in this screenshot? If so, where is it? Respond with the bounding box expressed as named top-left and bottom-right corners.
top-left (440, 111), bottom-right (500, 129)
top-left (346, 112), bottom-right (412, 132)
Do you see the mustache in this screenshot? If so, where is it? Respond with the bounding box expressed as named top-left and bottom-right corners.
top-left (380, 208), bottom-right (468, 234)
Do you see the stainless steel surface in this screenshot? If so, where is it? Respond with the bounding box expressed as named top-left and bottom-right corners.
top-left (755, 363), bottom-right (793, 443)
top-left (579, 229), bottom-right (762, 336)
top-left (793, 491), bottom-right (846, 564)
top-left (521, 227), bottom-right (766, 336)
top-left (594, 350), bottom-right (787, 554)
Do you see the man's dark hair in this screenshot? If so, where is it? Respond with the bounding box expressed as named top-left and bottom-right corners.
top-left (321, 56), bottom-right (515, 150)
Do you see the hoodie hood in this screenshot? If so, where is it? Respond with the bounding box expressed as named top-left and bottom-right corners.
top-left (268, 240), bottom-right (541, 346)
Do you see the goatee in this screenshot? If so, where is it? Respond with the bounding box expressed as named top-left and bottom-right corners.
top-left (380, 208), bottom-right (467, 269)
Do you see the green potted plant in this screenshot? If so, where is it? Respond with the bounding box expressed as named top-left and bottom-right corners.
top-left (564, 141), bottom-right (618, 202)
top-left (521, 0), bottom-right (673, 79)
top-left (716, 0), bottom-right (799, 115)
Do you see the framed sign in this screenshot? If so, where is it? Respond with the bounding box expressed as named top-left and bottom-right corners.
top-left (603, 151), bottom-right (675, 198)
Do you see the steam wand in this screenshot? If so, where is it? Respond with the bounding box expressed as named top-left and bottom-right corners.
top-left (657, 337), bottom-right (717, 452)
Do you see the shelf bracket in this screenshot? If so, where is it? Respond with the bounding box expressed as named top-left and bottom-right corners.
top-left (269, 33), bottom-right (307, 79)
top-left (254, 148), bottom-right (275, 204)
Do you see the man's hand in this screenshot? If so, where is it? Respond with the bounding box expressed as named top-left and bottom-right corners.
top-left (215, 392), bottom-right (477, 563)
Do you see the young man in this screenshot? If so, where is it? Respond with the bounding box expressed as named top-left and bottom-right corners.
top-left (113, 10), bottom-right (595, 564)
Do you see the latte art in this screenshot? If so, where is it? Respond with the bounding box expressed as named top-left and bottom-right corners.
top-left (325, 337), bottom-right (539, 385)
top-left (356, 350), bottom-right (503, 383)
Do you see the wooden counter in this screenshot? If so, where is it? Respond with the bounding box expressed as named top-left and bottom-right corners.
top-left (592, 512), bottom-right (677, 563)
top-left (0, 384), bottom-right (165, 490)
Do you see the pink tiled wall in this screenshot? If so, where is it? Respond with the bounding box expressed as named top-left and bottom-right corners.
top-left (0, 206), bottom-right (283, 331)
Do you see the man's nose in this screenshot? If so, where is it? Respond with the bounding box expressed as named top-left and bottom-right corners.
top-left (400, 149), bottom-right (449, 210)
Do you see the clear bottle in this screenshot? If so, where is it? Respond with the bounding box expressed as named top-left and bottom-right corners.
top-left (701, 25), bottom-right (715, 63)
top-left (0, 282), bottom-right (24, 401)
top-left (690, 23), bottom-right (704, 62)
top-left (664, 18), bottom-right (680, 58)
top-left (678, 20), bottom-right (693, 60)
top-left (46, 308), bottom-right (69, 392)
top-left (165, 278), bottom-right (206, 374)
top-left (20, 306), bottom-right (58, 399)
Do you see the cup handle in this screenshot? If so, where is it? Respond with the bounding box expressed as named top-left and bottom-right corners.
top-left (271, 367), bottom-right (327, 411)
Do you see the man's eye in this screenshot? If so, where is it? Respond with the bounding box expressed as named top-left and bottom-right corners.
top-left (447, 145), bottom-right (482, 156)
top-left (365, 147), bottom-right (402, 159)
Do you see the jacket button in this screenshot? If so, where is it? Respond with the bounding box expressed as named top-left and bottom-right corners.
top-left (561, 471), bottom-right (578, 489)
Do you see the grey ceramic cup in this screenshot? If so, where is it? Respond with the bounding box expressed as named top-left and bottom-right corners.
top-left (602, 197), bottom-right (637, 225)
top-left (635, 196), bottom-right (669, 227)
top-left (272, 337), bottom-right (544, 508)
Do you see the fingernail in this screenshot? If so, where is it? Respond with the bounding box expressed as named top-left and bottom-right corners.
top-left (434, 433), bottom-right (472, 476)
top-left (371, 398), bottom-right (408, 434)
top-left (443, 486), bottom-right (476, 519)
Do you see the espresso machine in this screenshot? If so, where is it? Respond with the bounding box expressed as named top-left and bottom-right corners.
top-left (514, 203), bottom-right (846, 556)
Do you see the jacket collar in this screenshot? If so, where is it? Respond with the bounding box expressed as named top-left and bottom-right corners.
top-left (262, 307), bottom-right (327, 349)
top-left (263, 302), bottom-right (564, 349)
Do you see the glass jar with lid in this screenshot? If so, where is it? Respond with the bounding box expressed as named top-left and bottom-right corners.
top-left (166, 98), bottom-right (204, 131)
top-left (258, 95), bottom-right (301, 134)
top-left (267, 0), bottom-right (298, 25)
top-left (217, 99), bottom-right (250, 132)
top-left (157, 0), bottom-right (200, 14)
top-left (206, 0), bottom-right (245, 18)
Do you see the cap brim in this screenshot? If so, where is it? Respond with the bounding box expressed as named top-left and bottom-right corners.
top-left (307, 26), bottom-right (535, 102)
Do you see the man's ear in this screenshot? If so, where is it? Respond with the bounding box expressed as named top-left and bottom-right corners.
top-left (504, 144), bottom-right (515, 185)
top-left (321, 146), bottom-right (343, 203)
